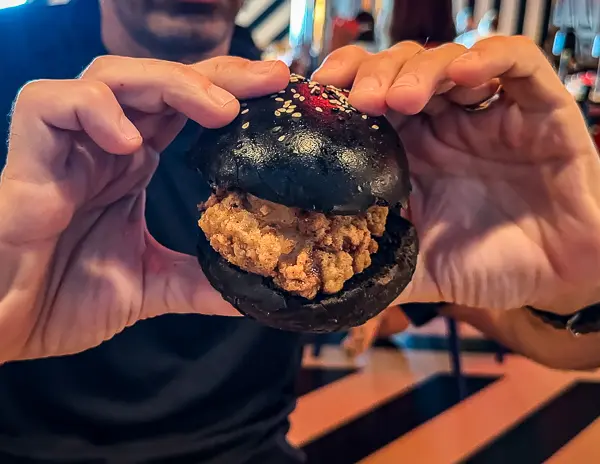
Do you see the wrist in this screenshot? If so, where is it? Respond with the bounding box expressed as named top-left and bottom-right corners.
top-left (528, 284), bottom-right (600, 316)
top-left (446, 305), bottom-right (600, 370)
top-left (521, 308), bottom-right (600, 370)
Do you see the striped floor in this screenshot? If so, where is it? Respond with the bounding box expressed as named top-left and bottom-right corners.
top-left (291, 321), bottom-right (600, 463)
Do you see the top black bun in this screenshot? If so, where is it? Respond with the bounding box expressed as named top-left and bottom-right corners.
top-left (190, 74), bottom-right (411, 215)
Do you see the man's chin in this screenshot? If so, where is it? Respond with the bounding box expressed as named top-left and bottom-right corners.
top-left (144, 13), bottom-right (230, 52)
top-left (170, 2), bottom-right (222, 16)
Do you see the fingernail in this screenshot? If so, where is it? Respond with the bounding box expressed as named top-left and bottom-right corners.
top-left (353, 76), bottom-right (381, 92)
top-left (250, 60), bottom-right (278, 74)
top-left (392, 73), bottom-right (420, 88)
top-left (120, 115), bottom-right (141, 140)
top-left (207, 85), bottom-right (236, 107)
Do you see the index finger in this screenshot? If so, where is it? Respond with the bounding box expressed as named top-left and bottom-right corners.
top-left (194, 56), bottom-right (291, 99)
top-left (311, 45), bottom-right (372, 88)
top-left (81, 56), bottom-right (291, 122)
top-left (446, 35), bottom-right (572, 111)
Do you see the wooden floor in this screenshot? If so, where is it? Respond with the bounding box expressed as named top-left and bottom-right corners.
top-left (290, 320), bottom-right (600, 463)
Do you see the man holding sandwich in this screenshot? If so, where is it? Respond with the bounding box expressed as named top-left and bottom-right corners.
top-left (2, 1), bottom-right (600, 463)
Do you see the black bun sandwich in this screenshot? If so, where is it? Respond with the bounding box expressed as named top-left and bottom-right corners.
top-left (189, 73), bottom-right (418, 333)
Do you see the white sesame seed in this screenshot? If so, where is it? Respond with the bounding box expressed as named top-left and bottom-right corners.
top-left (299, 96), bottom-right (306, 101)
top-left (275, 111), bottom-right (281, 116)
top-left (371, 124), bottom-right (379, 130)
top-left (278, 135), bottom-right (286, 141)
top-left (286, 108), bottom-right (294, 113)
top-left (241, 109), bottom-right (249, 115)
top-left (362, 114), bottom-right (368, 119)
top-left (291, 89), bottom-right (297, 93)
top-left (315, 107), bottom-right (323, 112)
top-left (242, 122), bottom-right (250, 129)
top-left (292, 112), bottom-right (302, 118)
top-left (275, 97), bottom-right (284, 102)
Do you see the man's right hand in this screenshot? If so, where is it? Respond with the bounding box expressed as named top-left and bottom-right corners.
top-left (0, 56), bottom-right (290, 363)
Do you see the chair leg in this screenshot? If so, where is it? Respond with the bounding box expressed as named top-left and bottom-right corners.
top-left (445, 317), bottom-right (467, 399)
top-left (313, 340), bottom-right (323, 357)
top-left (495, 343), bottom-right (506, 364)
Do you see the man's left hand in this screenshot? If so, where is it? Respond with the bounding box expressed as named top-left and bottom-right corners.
top-left (314, 38), bottom-right (600, 316)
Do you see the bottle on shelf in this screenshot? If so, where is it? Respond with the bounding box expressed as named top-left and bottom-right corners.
top-left (588, 34), bottom-right (600, 104)
top-left (553, 26), bottom-right (577, 84)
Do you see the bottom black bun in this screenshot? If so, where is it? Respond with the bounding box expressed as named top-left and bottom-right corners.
top-left (196, 212), bottom-right (419, 333)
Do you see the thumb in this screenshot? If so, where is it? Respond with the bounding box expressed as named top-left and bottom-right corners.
top-left (141, 233), bottom-right (241, 319)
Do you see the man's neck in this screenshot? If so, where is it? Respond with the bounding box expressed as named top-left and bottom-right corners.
top-left (99, 3), bottom-right (231, 63)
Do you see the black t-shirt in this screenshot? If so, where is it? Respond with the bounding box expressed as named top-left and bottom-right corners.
top-left (0, 2), bottom-right (303, 463)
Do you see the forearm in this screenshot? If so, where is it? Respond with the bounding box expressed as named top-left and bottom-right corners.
top-left (444, 305), bottom-right (600, 370)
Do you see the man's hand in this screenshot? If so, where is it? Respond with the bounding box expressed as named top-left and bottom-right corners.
top-left (342, 308), bottom-right (410, 358)
top-left (314, 37), bottom-right (600, 316)
top-left (0, 56), bottom-right (290, 363)
top-left (444, 304), bottom-right (600, 370)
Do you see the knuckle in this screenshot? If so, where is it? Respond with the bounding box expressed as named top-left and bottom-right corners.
top-left (168, 62), bottom-right (193, 80)
top-left (513, 34), bottom-right (535, 46)
top-left (197, 56), bottom-right (249, 77)
top-left (335, 44), bottom-right (369, 58)
top-left (212, 56), bottom-right (249, 74)
top-left (212, 59), bottom-right (237, 76)
top-left (392, 40), bottom-right (423, 53)
top-left (439, 42), bottom-right (468, 54)
top-left (344, 44), bottom-right (364, 54)
top-left (14, 79), bottom-right (55, 110)
top-left (367, 52), bottom-right (396, 69)
top-left (84, 55), bottom-right (120, 77)
top-left (170, 63), bottom-right (212, 89)
top-left (81, 80), bottom-right (113, 103)
top-left (16, 80), bottom-right (44, 101)
top-left (514, 35), bottom-right (544, 55)
top-left (404, 40), bottom-right (424, 49)
top-left (425, 43), bottom-right (469, 64)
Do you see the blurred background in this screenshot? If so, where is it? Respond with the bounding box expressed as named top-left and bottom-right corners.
top-left (7, 0), bottom-right (600, 120)
top-left (3, 0), bottom-right (600, 463)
